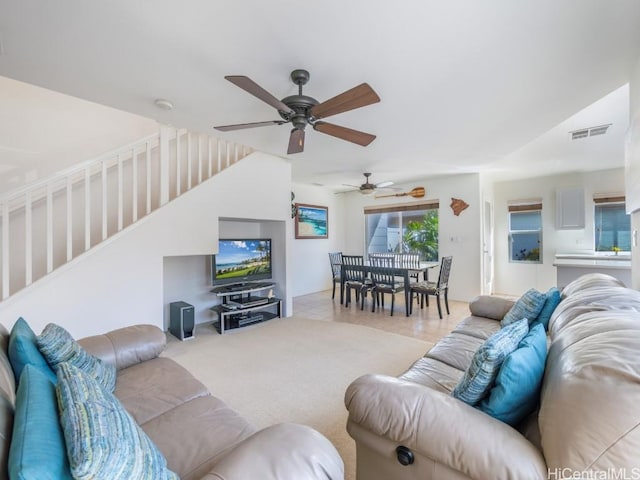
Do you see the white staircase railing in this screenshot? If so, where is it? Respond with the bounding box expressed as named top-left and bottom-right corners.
top-left (0, 126), bottom-right (254, 300)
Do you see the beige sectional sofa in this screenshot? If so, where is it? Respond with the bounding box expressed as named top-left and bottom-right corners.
top-left (0, 322), bottom-right (344, 480)
top-left (345, 273), bottom-right (640, 480)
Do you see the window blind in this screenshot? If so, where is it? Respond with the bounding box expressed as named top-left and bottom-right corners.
top-left (364, 200), bottom-right (439, 215)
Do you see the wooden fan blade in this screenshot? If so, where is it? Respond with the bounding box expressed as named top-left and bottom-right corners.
top-left (376, 187), bottom-right (426, 199)
top-left (214, 120), bottom-right (285, 131)
top-left (310, 83), bottom-right (380, 119)
top-left (225, 75), bottom-right (294, 114)
top-left (313, 121), bottom-right (376, 147)
top-left (287, 129), bottom-right (305, 154)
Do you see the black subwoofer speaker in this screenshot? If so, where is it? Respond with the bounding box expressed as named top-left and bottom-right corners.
top-left (169, 301), bottom-right (195, 341)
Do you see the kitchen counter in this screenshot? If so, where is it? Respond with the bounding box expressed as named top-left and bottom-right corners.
top-left (554, 254), bottom-right (631, 288)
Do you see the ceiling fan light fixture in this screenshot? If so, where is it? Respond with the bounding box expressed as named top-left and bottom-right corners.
top-left (154, 98), bottom-right (174, 110)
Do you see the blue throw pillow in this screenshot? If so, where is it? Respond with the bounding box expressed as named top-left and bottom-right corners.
top-left (533, 287), bottom-right (561, 331)
top-left (56, 363), bottom-right (179, 480)
top-left (8, 318), bottom-right (57, 385)
top-left (501, 289), bottom-right (547, 327)
top-left (452, 319), bottom-right (529, 406)
top-left (478, 323), bottom-right (547, 426)
top-left (37, 323), bottom-right (116, 392)
top-left (8, 365), bottom-right (73, 480)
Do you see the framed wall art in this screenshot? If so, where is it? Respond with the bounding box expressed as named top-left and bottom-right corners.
top-left (295, 203), bottom-right (328, 239)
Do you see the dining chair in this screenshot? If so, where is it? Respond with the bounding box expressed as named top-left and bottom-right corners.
top-left (341, 255), bottom-right (369, 308)
top-left (369, 255), bottom-right (395, 267)
top-left (369, 265), bottom-right (405, 316)
top-left (403, 253), bottom-right (422, 282)
top-left (409, 256), bottom-right (453, 318)
top-left (368, 252), bottom-right (393, 263)
top-left (328, 252), bottom-right (343, 299)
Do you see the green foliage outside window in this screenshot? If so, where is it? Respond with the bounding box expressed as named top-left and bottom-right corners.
top-left (402, 210), bottom-right (439, 261)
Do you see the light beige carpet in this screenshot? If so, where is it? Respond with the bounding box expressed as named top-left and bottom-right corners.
top-left (162, 317), bottom-right (432, 480)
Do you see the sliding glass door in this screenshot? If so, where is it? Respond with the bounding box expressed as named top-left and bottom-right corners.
top-left (364, 202), bottom-right (439, 261)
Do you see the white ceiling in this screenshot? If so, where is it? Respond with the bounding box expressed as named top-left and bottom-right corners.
top-left (1, 0), bottom-right (639, 192)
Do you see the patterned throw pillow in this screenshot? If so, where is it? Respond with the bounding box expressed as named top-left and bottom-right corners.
top-left (532, 287), bottom-right (561, 331)
top-left (501, 289), bottom-right (547, 327)
top-left (452, 319), bottom-right (529, 406)
top-left (56, 363), bottom-right (179, 480)
top-left (478, 323), bottom-right (547, 425)
top-left (36, 323), bottom-right (116, 392)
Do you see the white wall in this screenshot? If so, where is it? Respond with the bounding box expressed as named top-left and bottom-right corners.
top-left (0, 76), bottom-right (158, 192)
top-left (493, 168), bottom-right (626, 295)
top-left (628, 54), bottom-right (640, 289)
top-left (289, 184), bottom-right (345, 297)
top-left (341, 174), bottom-right (483, 302)
top-left (0, 152), bottom-right (292, 337)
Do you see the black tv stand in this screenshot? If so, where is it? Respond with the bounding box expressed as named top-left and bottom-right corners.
top-left (209, 282), bottom-right (281, 334)
top-left (212, 281), bottom-right (274, 294)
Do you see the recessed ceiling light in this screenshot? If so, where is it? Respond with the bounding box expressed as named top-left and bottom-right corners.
top-left (154, 98), bottom-right (174, 110)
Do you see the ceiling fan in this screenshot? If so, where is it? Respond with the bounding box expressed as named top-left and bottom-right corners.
top-left (214, 69), bottom-right (380, 154)
top-left (343, 173), bottom-right (394, 195)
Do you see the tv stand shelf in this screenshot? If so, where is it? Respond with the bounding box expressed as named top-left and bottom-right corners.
top-left (210, 282), bottom-right (281, 334)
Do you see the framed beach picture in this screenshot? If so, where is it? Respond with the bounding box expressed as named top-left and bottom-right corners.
top-left (295, 203), bottom-right (328, 239)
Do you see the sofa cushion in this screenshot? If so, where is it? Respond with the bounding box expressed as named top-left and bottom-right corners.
top-left (540, 310), bottom-right (640, 471)
top-left (452, 319), bottom-right (529, 406)
top-left (8, 365), bottom-right (73, 480)
top-left (561, 272), bottom-right (625, 298)
top-left (501, 289), bottom-right (547, 327)
top-left (533, 287), bottom-right (561, 330)
top-left (425, 332), bottom-right (485, 371)
top-left (453, 316), bottom-right (502, 340)
top-left (478, 323), bottom-right (547, 426)
top-left (37, 323), bottom-right (116, 392)
top-left (56, 362), bottom-right (179, 480)
top-left (399, 357), bottom-right (464, 394)
top-left (8, 318), bottom-right (57, 385)
top-left (115, 357), bottom-right (210, 425)
top-left (140, 395), bottom-right (257, 480)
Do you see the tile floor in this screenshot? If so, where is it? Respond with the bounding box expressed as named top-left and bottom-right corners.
top-left (293, 288), bottom-right (471, 344)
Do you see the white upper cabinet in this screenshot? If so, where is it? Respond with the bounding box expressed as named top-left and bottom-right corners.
top-left (556, 187), bottom-right (585, 229)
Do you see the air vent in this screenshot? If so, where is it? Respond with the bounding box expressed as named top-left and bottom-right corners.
top-left (571, 129), bottom-right (589, 140)
top-left (570, 124), bottom-right (611, 140)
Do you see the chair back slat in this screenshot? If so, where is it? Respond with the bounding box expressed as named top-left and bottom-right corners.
top-left (370, 266), bottom-right (401, 288)
top-left (342, 255), bottom-right (365, 282)
top-left (370, 255), bottom-right (394, 267)
top-left (403, 253), bottom-right (421, 268)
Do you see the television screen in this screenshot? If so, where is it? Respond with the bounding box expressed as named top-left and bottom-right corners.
top-left (212, 239), bottom-right (272, 285)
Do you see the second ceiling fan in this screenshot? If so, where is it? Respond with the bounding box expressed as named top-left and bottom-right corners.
top-left (214, 69), bottom-right (380, 154)
top-left (343, 173), bottom-right (394, 195)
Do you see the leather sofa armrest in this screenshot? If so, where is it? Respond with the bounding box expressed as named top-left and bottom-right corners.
top-left (78, 324), bottom-right (166, 370)
top-left (345, 374), bottom-right (546, 479)
top-left (469, 295), bottom-right (515, 320)
top-left (202, 423), bottom-right (344, 480)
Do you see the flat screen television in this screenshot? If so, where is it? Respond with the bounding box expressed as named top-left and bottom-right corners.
top-left (212, 239), bottom-right (272, 286)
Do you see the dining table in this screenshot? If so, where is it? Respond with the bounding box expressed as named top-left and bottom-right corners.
top-left (339, 261), bottom-right (439, 316)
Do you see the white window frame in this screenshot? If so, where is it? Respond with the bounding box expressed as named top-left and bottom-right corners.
top-left (508, 204), bottom-right (542, 264)
top-left (593, 196), bottom-right (630, 253)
